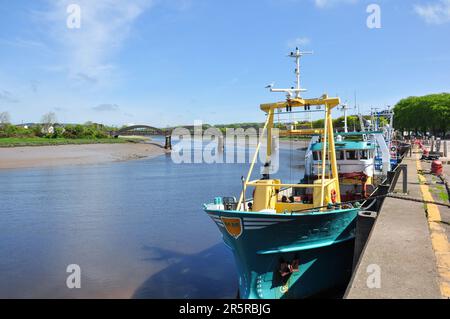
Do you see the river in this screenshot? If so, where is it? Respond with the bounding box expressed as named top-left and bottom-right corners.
top-left (0, 138), bottom-right (305, 298)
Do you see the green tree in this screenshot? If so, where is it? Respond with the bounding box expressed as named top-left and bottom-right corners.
top-left (394, 93), bottom-right (450, 137)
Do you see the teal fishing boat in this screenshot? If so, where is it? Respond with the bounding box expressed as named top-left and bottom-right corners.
top-left (203, 49), bottom-right (360, 299)
top-left (305, 133), bottom-right (379, 202)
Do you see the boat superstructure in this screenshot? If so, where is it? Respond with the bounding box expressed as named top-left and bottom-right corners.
top-left (203, 48), bottom-right (360, 299)
top-left (360, 108), bottom-right (403, 170)
top-left (296, 104), bottom-right (401, 203)
top-left (303, 129), bottom-right (397, 200)
top-left (303, 133), bottom-right (376, 201)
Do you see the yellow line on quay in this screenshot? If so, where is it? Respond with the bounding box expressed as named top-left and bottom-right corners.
top-left (416, 158), bottom-right (450, 298)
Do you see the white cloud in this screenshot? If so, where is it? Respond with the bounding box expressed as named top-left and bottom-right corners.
top-left (414, 0), bottom-right (450, 24)
top-left (93, 103), bottom-right (120, 112)
top-left (39, 0), bottom-right (154, 85)
top-left (313, 0), bottom-right (357, 8)
top-left (287, 37), bottom-right (311, 48)
top-left (0, 38), bottom-right (47, 49)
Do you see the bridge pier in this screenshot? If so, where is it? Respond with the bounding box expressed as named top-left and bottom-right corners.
top-left (218, 136), bottom-right (224, 152)
top-left (164, 135), bottom-right (172, 150)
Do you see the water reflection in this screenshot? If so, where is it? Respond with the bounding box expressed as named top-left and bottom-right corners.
top-left (133, 244), bottom-right (237, 299)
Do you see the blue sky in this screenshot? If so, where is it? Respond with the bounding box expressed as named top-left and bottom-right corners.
top-left (0, 0), bottom-right (449, 127)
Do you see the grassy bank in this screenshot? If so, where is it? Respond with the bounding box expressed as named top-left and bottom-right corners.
top-left (0, 137), bottom-right (134, 147)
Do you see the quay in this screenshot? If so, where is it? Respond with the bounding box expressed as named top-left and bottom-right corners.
top-left (345, 142), bottom-right (450, 299)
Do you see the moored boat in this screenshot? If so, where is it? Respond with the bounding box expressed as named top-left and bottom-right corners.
top-left (203, 48), bottom-right (360, 299)
top-left (299, 107), bottom-right (403, 202)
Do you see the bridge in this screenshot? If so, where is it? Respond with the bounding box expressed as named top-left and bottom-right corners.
top-left (111, 125), bottom-right (205, 138)
top-left (112, 125), bottom-right (167, 137)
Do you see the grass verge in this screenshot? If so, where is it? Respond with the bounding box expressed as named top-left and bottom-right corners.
top-left (0, 137), bottom-right (135, 147)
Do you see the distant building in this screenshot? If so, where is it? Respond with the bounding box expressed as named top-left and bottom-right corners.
top-left (42, 125), bottom-right (54, 134)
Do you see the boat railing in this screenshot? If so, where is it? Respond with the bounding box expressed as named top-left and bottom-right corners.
top-left (245, 179), bottom-right (336, 189)
top-left (237, 95), bottom-right (342, 211)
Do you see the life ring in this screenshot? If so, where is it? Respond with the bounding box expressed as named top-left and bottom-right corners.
top-left (330, 189), bottom-right (337, 204)
top-left (391, 146), bottom-right (397, 153)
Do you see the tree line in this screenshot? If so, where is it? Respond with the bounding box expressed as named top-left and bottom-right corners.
top-left (393, 93), bottom-right (450, 137)
top-left (0, 112), bottom-right (114, 139)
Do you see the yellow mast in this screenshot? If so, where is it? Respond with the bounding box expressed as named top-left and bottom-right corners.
top-left (237, 114), bottom-right (271, 211)
top-left (237, 49), bottom-right (341, 212)
top-left (320, 102), bottom-right (329, 207)
top-left (236, 95), bottom-right (342, 211)
top-left (279, 128), bottom-right (324, 137)
top-left (327, 104), bottom-right (341, 201)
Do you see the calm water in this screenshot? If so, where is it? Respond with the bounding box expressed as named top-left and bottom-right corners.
top-left (0, 139), bottom-right (304, 298)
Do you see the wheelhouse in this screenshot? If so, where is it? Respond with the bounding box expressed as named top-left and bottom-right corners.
top-left (309, 140), bottom-right (376, 178)
top-left (311, 142), bottom-right (376, 162)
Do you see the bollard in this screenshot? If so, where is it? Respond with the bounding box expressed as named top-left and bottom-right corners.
top-left (389, 164), bottom-right (408, 194)
top-left (402, 165), bottom-right (408, 194)
top-left (352, 211), bottom-right (378, 270)
top-left (431, 160), bottom-right (443, 176)
top-left (431, 136), bottom-right (435, 153)
top-left (444, 140), bottom-right (448, 158)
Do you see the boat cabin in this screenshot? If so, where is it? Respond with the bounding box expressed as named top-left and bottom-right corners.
top-left (309, 139), bottom-right (376, 178)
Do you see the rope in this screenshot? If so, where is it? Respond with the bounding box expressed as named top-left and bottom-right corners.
top-left (362, 196), bottom-right (378, 210)
top-left (290, 192), bottom-right (450, 214)
top-left (387, 193), bottom-right (450, 207)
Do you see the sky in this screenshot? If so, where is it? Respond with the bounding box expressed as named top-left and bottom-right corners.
top-left (0, 0), bottom-right (449, 127)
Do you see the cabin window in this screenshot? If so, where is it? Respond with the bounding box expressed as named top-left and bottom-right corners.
top-left (313, 151), bottom-right (321, 161)
top-left (337, 151), bottom-right (345, 160)
top-left (313, 151), bottom-right (332, 161)
top-left (359, 150), bottom-right (369, 160)
top-left (346, 150), bottom-right (357, 160)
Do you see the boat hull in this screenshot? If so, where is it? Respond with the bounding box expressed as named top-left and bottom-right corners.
top-left (204, 208), bottom-right (358, 299)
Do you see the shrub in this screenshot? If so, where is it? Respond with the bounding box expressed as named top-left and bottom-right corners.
top-left (0, 122), bottom-right (112, 140)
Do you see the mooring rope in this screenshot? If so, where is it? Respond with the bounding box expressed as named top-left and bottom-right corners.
top-left (386, 193), bottom-right (450, 208)
top-left (290, 192), bottom-right (450, 214)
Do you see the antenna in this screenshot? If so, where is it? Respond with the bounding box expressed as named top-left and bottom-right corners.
top-left (269, 47), bottom-right (313, 99)
top-left (354, 90), bottom-right (360, 115)
top-left (370, 107), bottom-right (380, 131)
top-left (340, 103), bottom-right (350, 133)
